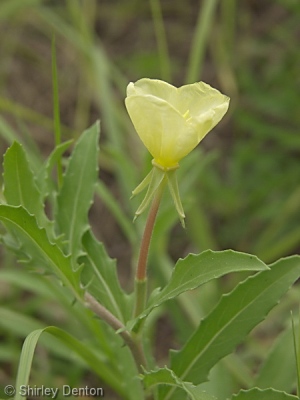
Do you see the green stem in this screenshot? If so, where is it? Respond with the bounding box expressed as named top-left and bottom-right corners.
top-left (134, 278), bottom-right (148, 317)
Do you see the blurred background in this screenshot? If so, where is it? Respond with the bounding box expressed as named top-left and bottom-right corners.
top-left (0, 0), bottom-right (299, 263)
top-left (0, 0), bottom-right (300, 398)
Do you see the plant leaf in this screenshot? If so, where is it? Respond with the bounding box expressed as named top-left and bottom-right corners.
top-left (142, 367), bottom-right (218, 400)
top-left (55, 121), bottom-right (100, 267)
top-left (162, 256), bottom-right (300, 399)
top-left (36, 139), bottom-right (73, 199)
top-left (128, 250), bottom-right (268, 329)
top-left (80, 230), bottom-right (132, 323)
top-left (155, 250), bottom-right (267, 303)
top-left (2, 141), bottom-right (51, 232)
top-left (0, 205), bottom-right (81, 299)
top-left (13, 326), bottom-right (125, 400)
top-left (231, 388), bottom-right (298, 400)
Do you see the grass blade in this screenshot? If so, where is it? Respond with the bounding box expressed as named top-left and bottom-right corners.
top-left (255, 321), bottom-right (297, 392)
top-left (185, 0), bottom-right (219, 83)
top-left (150, 0), bottom-right (171, 81)
top-left (13, 326), bottom-right (125, 400)
top-left (51, 35), bottom-right (63, 187)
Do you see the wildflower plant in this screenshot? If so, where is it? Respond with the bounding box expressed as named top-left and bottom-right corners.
top-left (127, 79), bottom-right (230, 226)
top-left (1, 76), bottom-right (300, 400)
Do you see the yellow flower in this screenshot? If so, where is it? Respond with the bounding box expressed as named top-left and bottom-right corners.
top-left (125, 78), bottom-right (230, 170)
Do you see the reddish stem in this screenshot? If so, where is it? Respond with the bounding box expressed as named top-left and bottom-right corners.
top-left (136, 192), bottom-right (162, 281)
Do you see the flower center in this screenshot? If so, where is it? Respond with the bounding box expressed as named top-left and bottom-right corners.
top-left (152, 159), bottom-right (179, 171)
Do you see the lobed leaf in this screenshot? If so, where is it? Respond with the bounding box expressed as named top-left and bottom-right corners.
top-left (163, 256), bottom-right (300, 399)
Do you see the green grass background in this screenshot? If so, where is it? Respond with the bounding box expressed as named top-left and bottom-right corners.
top-left (0, 0), bottom-right (300, 398)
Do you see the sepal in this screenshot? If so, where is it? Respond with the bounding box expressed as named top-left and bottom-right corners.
top-left (132, 163), bottom-right (186, 226)
top-left (132, 166), bottom-right (166, 221)
top-left (131, 168), bottom-right (154, 198)
top-left (166, 169), bottom-right (185, 227)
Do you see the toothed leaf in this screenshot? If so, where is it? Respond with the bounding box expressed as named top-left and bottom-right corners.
top-left (127, 250), bottom-right (268, 330)
top-left (231, 388), bottom-right (298, 400)
top-left (0, 205), bottom-right (81, 299)
top-left (80, 230), bottom-right (132, 323)
top-left (165, 256), bottom-right (300, 397)
top-left (3, 141), bottom-right (53, 234)
top-left (55, 121), bottom-right (100, 267)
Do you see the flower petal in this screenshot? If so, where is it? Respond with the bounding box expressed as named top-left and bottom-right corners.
top-left (125, 79), bottom-right (230, 169)
top-left (125, 94), bottom-right (189, 169)
top-left (127, 78), bottom-right (178, 104)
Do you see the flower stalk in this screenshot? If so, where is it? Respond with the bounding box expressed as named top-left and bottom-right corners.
top-left (134, 183), bottom-right (164, 317)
